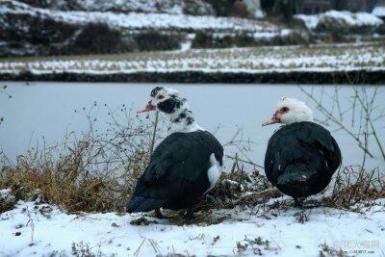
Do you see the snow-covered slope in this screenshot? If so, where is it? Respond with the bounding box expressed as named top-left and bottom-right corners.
top-left (15, 0), bottom-right (215, 15)
top-left (1, 0), bottom-right (277, 33)
top-left (0, 0), bottom-right (286, 56)
top-left (296, 10), bottom-right (383, 30)
top-left (1, 200), bottom-right (384, 257)
top-left (373, 6), bottom-right (385, 18)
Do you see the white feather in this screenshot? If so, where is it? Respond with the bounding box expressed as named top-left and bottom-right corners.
top-left (278, 97), bottom-right (314, 124)
top-left (205, 153), bottom-right (222, 193)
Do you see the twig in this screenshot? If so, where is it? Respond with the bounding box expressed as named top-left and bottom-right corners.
top-left (225, 154), bottom-right (264, 170)
top-left (134, 238), bottom-right (146, 257)
top-left (25, 207), bottom-right (35, 246)
top-left (150, 112), bottom-right (159, 155)
top-left (300, 86), bottom-right (375, 158)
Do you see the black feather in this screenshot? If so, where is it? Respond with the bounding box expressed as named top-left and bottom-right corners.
top-left (151, 87), bottom-right (163, 97)
top-left (264, 121), bottom-right (342, 198)
top-left (157, 98), bottom-right (182, 114)
top-left (127, 130), bottom-right (223, 212)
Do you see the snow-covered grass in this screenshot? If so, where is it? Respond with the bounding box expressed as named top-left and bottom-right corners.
top-left (296, 14), bottom-right (320, 30)
top-left (1, 199), bottom-right (384, 257)
top-left (373, 6), bottom-right (385, 18)
top-left (0, 42), bottom-right (384, 75)
top-left (1, 0), bottom-right (278, 33)
top-left (75, 0), bottom-right (199, 15)
top-left (296, 10), bottom-right (384, 30)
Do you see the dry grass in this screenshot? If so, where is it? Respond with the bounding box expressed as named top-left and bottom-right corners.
top-left (323, 166), bottom-right (385, 210)
top-left (0, 41), bottom-right (384, 74)
top-left (319, 243), bottom-right (350, 257)
top-left (198, 157), bottom-right (279, 211)
top-left (0, 106), bottom-right (153, 213)
top-left (1, 122), bottom-right (384, 214)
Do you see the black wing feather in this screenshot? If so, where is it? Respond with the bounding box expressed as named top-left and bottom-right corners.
top-left (127, 130), bottom-right (223, 212)
top-left (264, 121), bottom-right (342, 198)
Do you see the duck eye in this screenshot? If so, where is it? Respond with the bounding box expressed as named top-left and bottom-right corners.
top-left (281, 107), bottom-right (289, 112)
top-left (157, 95), bottom-right (164, 100)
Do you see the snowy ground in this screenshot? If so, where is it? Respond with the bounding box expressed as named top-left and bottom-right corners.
top-left (1, 197), bottom-right (385, 257)
top-left (0, 42), bottom-right (384, 75)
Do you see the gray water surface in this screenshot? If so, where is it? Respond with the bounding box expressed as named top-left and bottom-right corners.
top-left (1, 82), bottom-right (384, 172)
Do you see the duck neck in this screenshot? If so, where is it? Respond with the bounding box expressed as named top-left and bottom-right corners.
top-left (167, 105), bottom-right (202, 133)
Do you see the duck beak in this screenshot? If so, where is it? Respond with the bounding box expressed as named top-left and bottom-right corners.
top-left (262, 111), bottom-right (280, 126)
top-left (137, 101), bottom-right (156, 113)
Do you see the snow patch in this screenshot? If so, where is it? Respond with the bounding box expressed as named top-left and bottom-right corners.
top-left (373, 6), bottom-right (385, 17)
top-left (296, 10), bottom-right (383, 30)
top-left (0, 200), bottom-right (384, 256)
top-left (0, 189), bottom-right (12, 199)
top-left (296, 14), bottom-right (319, 30)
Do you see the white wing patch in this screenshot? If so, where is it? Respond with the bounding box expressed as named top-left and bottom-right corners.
top-left (205, 153), bottom-right (222, 193)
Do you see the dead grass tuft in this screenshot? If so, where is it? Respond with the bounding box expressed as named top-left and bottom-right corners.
top-left (0, 106), bottom-right (153, 213)
top-left (198, 157), bottom-right (279, 211)
top-left (72, 241), bottom-right (104, 257)
top-left (319, 243), bottom-right (350, 257)
top-left (323, 166), bottom-right (385, 209)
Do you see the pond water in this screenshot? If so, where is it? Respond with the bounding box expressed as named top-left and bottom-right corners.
top-left (0, 82), bottom-right (384, 172)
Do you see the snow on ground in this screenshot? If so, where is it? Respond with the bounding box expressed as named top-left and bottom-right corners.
top-left (373, 6), bottom-right (385, 18)
top-left (1, 0), bottom-right (278, 32)
top-left (296, 10), bottom-right (383, 30)
top-left (0, 43), bottom-right (384, 75)
top-left (296, 14), bottom-right (320, 30)
top-left (0, 200), bottom-right (384, 257)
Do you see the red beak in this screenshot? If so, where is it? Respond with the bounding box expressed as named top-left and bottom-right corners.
top-left (137, 101), bottom-right (156, 113)
top-left (262, 111), bottom-right (280, 126)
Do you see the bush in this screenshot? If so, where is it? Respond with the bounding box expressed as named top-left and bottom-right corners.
top-left (191, 31), bottom-right (214, 48)
top-left (69, 23), bottom-right (128, 55)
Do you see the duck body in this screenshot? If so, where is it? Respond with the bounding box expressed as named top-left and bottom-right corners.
top-left (264, 121), bottom-right (341, 198)
top-left (127, 130), bottom-right (223, 212)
